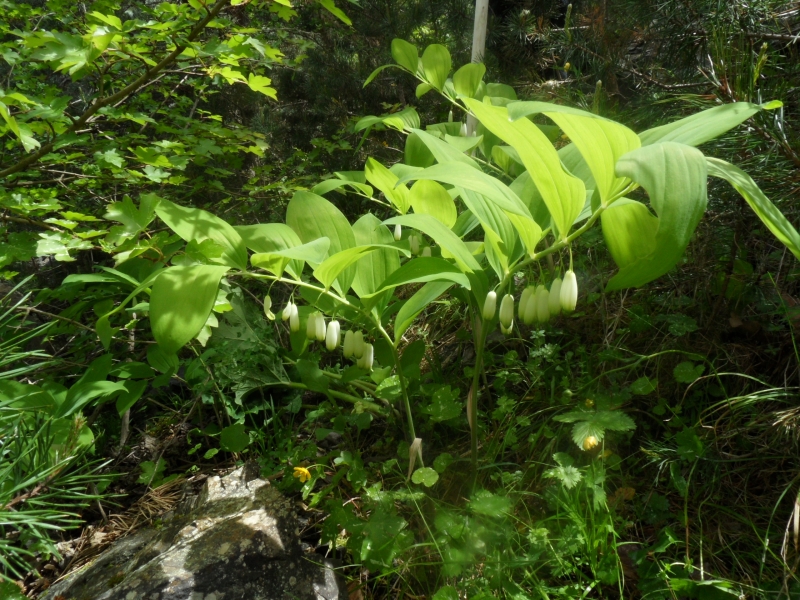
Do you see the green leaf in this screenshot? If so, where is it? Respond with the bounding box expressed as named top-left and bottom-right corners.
top-left (313, 244), bottom-right (405, 290)
top-left (368, 257), bottom-right (471, 296)
top-left (56, 380), bottom-right (127, 418)
top-left (391, 38), bottom-right (418, 73)
top-left (470, 490), bottom-right (512, 516)
top-left (404, 132), bottom-right (436, 168)
top-left (365, 158), bottom-right (411, 214)
top-left (411, 467), bottom-right (439, 487)
top-left (312, 178), bottom-right (373, 197)
top-left (421, 44), bottom-right (451, 91)
top-left (156, 198), bottom-right (247, 270)
top-left (150, 265), bottom-right (229, 355)
top-left (352, 213), bottom-right (401, 299)
top-left (639, 101), bottom-right (782, 147)
top-left (0, 582), bottom-right (27, 600)
top-left (398, 161), bottom-right (528, 217)
top-left (104, 193), bottom-right (160, 235)
top-left (540, 108), bottom-right (640, 205)
top-left (384, 214), bottom-right (480, 273)
top-left (394, 281), bottom-right (452, 343)
top-left (363, 63), bottom-right (394, 87)
top-left (604, 142), bottom-right (707, 291)
top-left (115, 379), bottom-right (147, 415)
top-left (286, 191), bottom-right (357, 294)
top-left (601, 198), bottom-right (658, 267)
top-left (706, 157), bottom-right (800, 260)
top-left (317, 0), bottom-right (351, 24)
top-left (220, 423), bottom-right (250, 452)
top-left (631, 376), bottom-right (657, 395)
top-left (246, 73), bottom-right (277, 99)
top-left (432, 587), bottom-right (459, 600)
top-left (235, 223), bottom-right (308, 278)
top-left (433, 452), bottom-right (453, 473)
top-left (409, 128), bottom-right (479, 169)
top-left (409, 179), bottom-right (457, 228)
top-left (453, 62), bottom-right (485, 98)
top-left (674, 361), bottom-right (705, 384)
top-left (147, 344), bottom-right (179, 374)
top-left (421, 385), bottom-right (462, 422)
top-left (464, 99), bottom-right (585, 239)
top-left (251, 238), bottom-right (331, 277)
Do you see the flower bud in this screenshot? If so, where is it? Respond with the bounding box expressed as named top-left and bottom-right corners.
top-left (482, 291), bottom-right (497, 321)
top-left (307, 311), bottom-right (318, 339)
top-left (448, 109), bottom-right (453, 123)
top-left (361, 343), bottom-right (374, 370)
top-left (523, 290), bottom-right (538, 325)
top-left (560, 270), bottom-right (578, 313)
top-left (315, 313), bottom-right (327, 342)
top-left (460, 122), bottom-right (467, 137)
top-left (519, 286), bottom-right (534, 320)
top-left (289, 305), bottom-right (300, 332)
top-left (264, 295), bottom-right (275, 320)
top-left (409, 235), bottom-right (420, 255)
top-left (343, 330), bottom-right (355, 358)
top-left (326, 320), bottom-right (340, 351)
top-left (394, 224), bottom-right (402, 241)
top-left (421, 246), bottom-right (431, 257)
top-left (282, 301), bottom-right (294, 321)
top-left (499, 294), bottom-right (514, 328)
top-left (548, 278), bottom-right (563, 316)
top-left (353, 331), bottom-right (365, 359)
top-left (535, 285), bottom-right (550, 323)
top-left (500, 322), bottom-right (514, 335)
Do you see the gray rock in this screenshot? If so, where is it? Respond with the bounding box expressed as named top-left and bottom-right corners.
top-left (43, 468), bottom-right (345, 600)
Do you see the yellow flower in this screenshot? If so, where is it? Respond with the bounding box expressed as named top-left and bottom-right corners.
top-left (293, 466), bottom-right (311, 483)
top-left (582, 436), bottom-right (599, 450)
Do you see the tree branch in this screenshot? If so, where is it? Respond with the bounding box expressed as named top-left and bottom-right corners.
top-left (0, 0), bottom-right (228, 179)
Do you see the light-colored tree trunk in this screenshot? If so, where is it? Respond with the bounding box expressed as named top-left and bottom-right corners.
top-left (466, 0), bottom-right (489, 135)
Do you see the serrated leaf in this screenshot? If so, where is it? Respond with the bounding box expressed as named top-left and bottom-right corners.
top-left (673, 361), bottom-right (705, 384)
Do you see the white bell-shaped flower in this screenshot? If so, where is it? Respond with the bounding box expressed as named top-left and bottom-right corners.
top-left (499, 294), bottom-right (514, 328)
top-left (353, 331), bottom-right (365, 359)
top-left (561, 270), bottom-right (578, 313)
top-left (482, 291), bottom-right (497, 321)
top-left (325, 320), bottom-right (340, 351)
top-left (535, 285), bottom-right (550, 323)
top-left (549, 278), bottom-right (563, 316)
top-left (343, 330), bottom-right (355, 358)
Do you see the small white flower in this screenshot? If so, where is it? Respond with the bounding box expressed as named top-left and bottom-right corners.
top-left (561, 270), bottom-right (578, 313)
top-left (289, 304), bottom-right (300, 333)
top-left (549, 278), bottom-right (563, 316)
top-left (536, 285), bottom-right (550, 323)
top-left (353, 331), bottom-right (365, 359)
top-left (326, 320), bottom-right (340, 351)
top-left (499, 294), bottom-right (514, 328)
top-left (315, 313), bottom-right (326, 342)
top-left (394, 224), bottom-right (402, 241)
top-left (343, 330), bottom-right (355, 358)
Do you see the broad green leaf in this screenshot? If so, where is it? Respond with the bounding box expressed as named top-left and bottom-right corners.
top-left (356, 107), bottom-right (420, 133)
top-left (384, 214), bottom-right (480, 273)
top-left (156, 198), bottom-right (247, 270)
top-left (251, 238), bottom-right (331, 276)
top-left (391, 38), bottom-right (418, 73)
top-left (416, 82), bottom-right (433, 98)
top-left (367, 257), bottom-right (471, 297)
top-left (57, 380), bottom-right (127, 418)
top-left (542, 111), bottom-right (640, 205)
top-left (458, 188), bottom-right (516, 276)
top-left (235, 223), bottom-right (307, 278)
top-left (286, 191), bottom-right (357, 294)
top-left (150, 265), bottom-right (229, 354)
top-left (485, 82), bottom-right (517, 101)
top-left (399, 161), bottom-right (528, 217)
top-left (318, 0), bottom-right (351, 25)
top-left (601, 198), bottom-right (658, 267)
top-left (464, 99), bottom-right (585, 238)
top-left (605, 143), bottom-right (707, 290)
top-left (313, 244), bottom-right (406, 290)
top-left (421, 44), bottom-right (451, 91)
top-left (352, 213), bottom-right (401, 299)
top-left (409, 180), bottom-right (457, 228)
top-left (104, 193), bottom-right (160, 236)
top-left (411, 467), bottom-right (439, 487)
top-left (115, 380), bottom-right (147, 415)
top-left (246, 73), bottom-right (277, 99)
top-left (220, 423), bottom-right (250, 452)
top-left (408, 128), bottom-right (479, 169)
top-left (363, 63), bottom-right (393, 87)
top-left (639, 100), bottom-right (782, 147)
top-left (365, 158), bottom-right (411, 214)
top-left (404, 132), bottom-right (435, 168)
top-left (706, 157), bottom-right (800, 260)
top-left (312, 178), bottom-right (373, 197)
top-left (453, 62), bottom-right (485, 98)
top-left (394, 281), bottom-right (452, 343)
